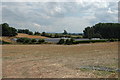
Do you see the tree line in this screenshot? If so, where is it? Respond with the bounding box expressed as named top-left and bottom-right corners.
top-left (1, 23), bottom-right (41, 36)
top-left (1, 23), bottom-right (17, 37)
top-left (1, 23), bottom-right (120, 40)
top-left (83, 23), bottom-right (120, 39)
top-left (18, 29), bottom-right (33, 35)
top-left (1, 23), bottom-right (70, 38)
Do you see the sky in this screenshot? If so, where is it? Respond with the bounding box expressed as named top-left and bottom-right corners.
top-left (1, 0), bottom-right (119, 33)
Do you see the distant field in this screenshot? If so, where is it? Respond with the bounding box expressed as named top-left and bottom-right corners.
top-left (16, 33), bottom-right (48, 39)
top-left (2, 42), bottom-right (118, 78)
top-left (0, 37), bottom-right (15, 43)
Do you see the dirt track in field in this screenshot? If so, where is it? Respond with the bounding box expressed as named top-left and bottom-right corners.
top-left (2, 42), bottom-right (118, 78)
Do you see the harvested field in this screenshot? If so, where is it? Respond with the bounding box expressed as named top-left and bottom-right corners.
top-left (2, 42), bottom-right (118, 78)
top-left (16, 33), bottom-right (48, 39)
top-left (0, 37), bottom-right (16, 43)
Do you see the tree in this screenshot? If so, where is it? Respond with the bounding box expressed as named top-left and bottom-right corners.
top-left (83, 23), bottom-right (120, 39)
top-left (83, 27), bottom-right (94, 39)
top-left (57, 39), bottom-right (65, 44)
top-left (1, 23), bottom-right (17, 37)
top-left (41, 32), bottom-right (46, 36)
top-left (28, 31), bottom-right (33, 35)
top-left (34, 31), bottom-right (40, 35)
top-left (23, 38), bottom-right (31, 44)
top-left (65, 39), bottom-right (74, 45)
top-left (54, 33), bottom-right (59, 38)
top-left (18, 29), bottom-right (29, 34)
top-left (69, 38), bottom-right (74, 44)
top-left (65, 39), bottom-right (70, 45)
top-left (31, 39), bottom-right (37, 43)
top-left (18, 29), bottom-right (33, 35)
top-left (38, 39), bottom-right (45, 44)
top-left (63, 30), bottom-right (68, 35)
top-left (93, 33), bottom-right (102, 38)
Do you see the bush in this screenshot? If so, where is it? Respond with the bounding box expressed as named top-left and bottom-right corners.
top-left (57, 39), bottom-right (65, 44)
top-left (73, 40), bottom-right (108, 44)
top-left (108, 39), bottom-right (118, 42)
top-left (17, 38), bottom-right (45, 44)
top-left (70, 38), bottom-right (74, 44)
top-left (23, 38), bottom-right (31, 44)
top-left (38, 39), bottom-right (45, 44)
top-left (31, 39), bottom-right (37, 43)
top-left (17, 38), bottom-right (26, 43)
top-left (28, 31), bottom-right (33, 35)
top-left (119, 39), bottom-right (120, 41)
top-left (1, 40), bottom-right (11, 44)
top-left (65, 39), bottom-right (70, 45)
top-left (17, 38), bottom-right (31, 44)
top-left (57, 38), bottom-right (74, 45)
top-left (65, 39), bottom-right (74, 45)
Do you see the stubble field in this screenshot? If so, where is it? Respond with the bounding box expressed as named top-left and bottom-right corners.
top-left (2, 42), bottom-right (118, 78)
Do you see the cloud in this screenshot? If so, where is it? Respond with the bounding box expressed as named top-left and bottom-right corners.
top-left (0, 2), bottom-right (2, 23)
top-left (2, 1), bottom-right (118, 33)
top-left (2, 0), bottom-right (120, 2)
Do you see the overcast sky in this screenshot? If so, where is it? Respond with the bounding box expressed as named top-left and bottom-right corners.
top-left (2, 0), bottom-right (119, 33)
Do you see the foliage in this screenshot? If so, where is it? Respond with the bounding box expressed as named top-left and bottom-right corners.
top-left (70, 38), bottom-right (74, 44)
top-left (58, 38), bottom-right (74, 45)
top-left (31, 39), bottom-right (37, 43)
top-left (16, 38), bottom-right (45, 44)
top-left (34, 32), bottom-right (40, 35)
top-left (54, 33), bottom-right (60, 38)
top-left (65, 38), bottom-right (74, 45)
top-left (41, 32), bottom-right (46, 36)
top-left (73, 40), bottom-right (108, 44)
top-left (38, 39), bottom-right (45, 44)
top-left (28, 31), bottom-right (33, 35)
top-left (119, 39), bottom-right (120, 41)
top-left (41, 32), bottom-right (82, 39)
top-left (17, 38), bottom-right (31, 44)
top-left (1, 40), bottom-right (11, 44)
top-left (65, 39), bottom-right (70, 45)
top-left (1, 23), bottom-right (17, 37)
top-left (108, 38), bottom-right (118, 42)
top-left (18, 29), bottom-right (33, 35)
top-left (63, 30), bottom-right (68, 35)
top-left (83, 23), bottom-right (120, 39)
top-left (57, 39), bottom-right (65, 44)
top-left (24, 38), bottom-right (31, 44)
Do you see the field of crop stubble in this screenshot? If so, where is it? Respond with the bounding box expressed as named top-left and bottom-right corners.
top-left (2, 42), bottom-right (118, 78)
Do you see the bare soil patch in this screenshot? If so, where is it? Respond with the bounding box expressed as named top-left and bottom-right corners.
top-left (2, 42), bottom-right (118, 78)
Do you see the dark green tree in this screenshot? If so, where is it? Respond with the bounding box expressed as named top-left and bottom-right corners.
top-left (34, 32), bottom-right (40, 35)
top-left (1, 23), bottom-right (17, 37)
top-left (31, 39), bottom-right (37, 43)
top-left (28, 31), bottom-right (33, 35)
top-left (63, 30), bottom-right (68, 35)
top-left (69, 38), bottom-right (74, 44)
top-left (38, 39), bottom-right (45, 44)
top-left (54, 33), bottom-right (59, 38)
top-left (57, 39), bottom-right (65, 44)
top-left (83, 23), bottom-right (120, 39)
top-left (65, 39), bottom-right (70, 45)
top-left (41, 32), bottom-right (46, 36)
top-left (18, 29), bottom-right (33, 35)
